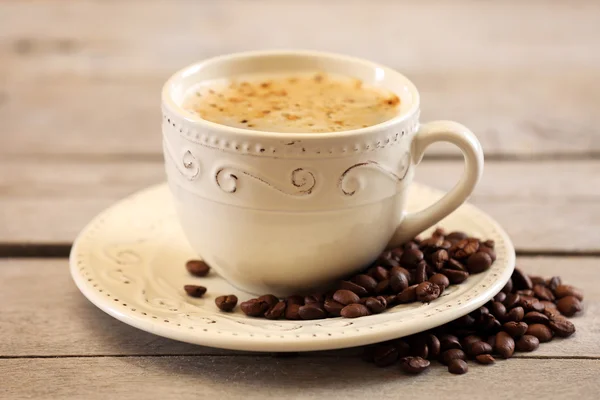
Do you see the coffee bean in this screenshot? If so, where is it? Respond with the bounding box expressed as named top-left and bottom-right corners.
top-left (494, 292), bottom-right (507, 303)
top-left (399, 357), bottom-right (430, 374)
top-left (286, 295), bottom-right (304, 306)
top-left (298, 303), bottom-right (326, 320)
top-left (475, 354), bottom-right (495, 365)
top-left (390, 339), bottom-right (412, 358)
top-left (446, 258), bottom-right (467, 272)
top-left (483, 239), bottom-right (495, 249)
top-left (373, 344), bottom-right (399, 367)
top-left (533, 285), bottom-right (554, 301)
top-left (544, 307), bottom-right (562, 319)
top-left (369, 266), bottom-right (389, 281)
top-left (450, 238), bottom-right (480, 259)
top-left (526, 323), bottom-right (553, 342)
top-left (440, 334), bottom-right (462, 351)
top-left (240, 299), bottom-right (270, 317)
top-left (429, 273), bottom-right (450, 289)
top-left (461, 335), bottom-right (482, 348)
top-left (505, 306), bottom-right (524, 322)
top-left (420, 236), bottom-right (444, 250)
top-left (258, 294), bottom-right (279, 308)
top-left (384, 295), bottom-right (397, 307)
top-left (448, 359), bottom-right (468, 374)
top-left (511, 268), bottom-right (533, 290)
top-left (339, 280), bottom-right (369, 297)
top-left (410, 339), bottom-right (429, 359)
top-left (518, 297), bottom-right (543, 313)
top-left (469, 341), bottom-right (492, 356)
top-left (264, 301), bottom-right (286, 319)
top-left (353, 274), bottom-right (378, 294)
top-left (426, 334), bottom-right (441, 359)
top-left (285, 303), bottom-right (301, 320)
top-left (404, 241), bottom-right (420, 250)
top-left (375, 279), bottom-right (390, 294)
top-left (503, 321), bottom-right (528, 338)
top-left (479, 245), bottom-right (497, 262)
top-left (401, 248), bottom-right (424, 268)
top-left (440, 268), bottom-right (469, 284)
top-left (414, 262), bottom-right (428, 284)
top-left (380, 255), bottom-right (401, 268)
top-left (554, 285), bottom-right (584, 301)
top-left (530, 276), bottom-right (546, 286)
top-left (454, 314), bottom-right (475, 329)
top-left (515, 335), bottom-right (540, 352)
top-left (486, 334), bottom-right (497, 348)
top-left (547, 276), bottom-right (562, 292)
top-left (471, 306), bottom-right (489, 319)
top-left (476, 313), bottom-right (499, 331)
top-left (323, 299), bottom-right (345, 317)
top-left (390, 271), bottom-right (409, 293)
top-left (517, 289), bottom-right (535, 297)
top-left (490, 301), bottom-right (507, 319)
top-left (340, 303), bottom-right (370, 318)
top-left (494, 331), bottom-right (515, 359)
top-left (333, 289), bottom-right (360, 305)
top-left (540, 300), bottom-right (557, 310)
top-left (549, 317), bottom-right (576, 338)
top-left (416, 282), bottom-right (441, 302)
top-left (556, 296), bottom-right (582, 317)
top-left (215, 294), bottom-right (238, 312)
top-left (441, 349), bottom-right (466, 365)
top-left (184, 285), bottom-right (207, 298)
top-left (304, 293), bottom-right (324, 304)
top-left (502, 278), bottom-right (514, 294)
top-left (396, 285), bottom-right (418, 303)
top-left (365, 296), bottom-right (387, 314)
top-left (185, 260), bottom-right (210, 277)
top-left (446, 231), bottom-right (468, 243)
top-left (524, 311), bottom-right (549, 324)
top-left (430, 249), bottom-right (449, 270)
top-left (467, 252), bottom-right (492, 274)
top-left (391, 265), bottom-right (411, 279)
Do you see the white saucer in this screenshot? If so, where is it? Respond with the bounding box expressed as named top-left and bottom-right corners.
top-left (70, 183), bottom-right (515, 352)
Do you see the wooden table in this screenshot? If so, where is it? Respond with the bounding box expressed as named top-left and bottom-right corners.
top-left (2, 1), bottom-right (599, 398)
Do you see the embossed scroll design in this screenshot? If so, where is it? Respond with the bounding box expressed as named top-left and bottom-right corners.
top-left (215, 167), bottom-right (316, 195)
top-left (339, 152), bottom-right (411, 196)
top-left (163, 139), bottom-right (200, 180)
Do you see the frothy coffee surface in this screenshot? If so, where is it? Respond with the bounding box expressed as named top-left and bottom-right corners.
top-left (182, 72), bottom-right (400, 133)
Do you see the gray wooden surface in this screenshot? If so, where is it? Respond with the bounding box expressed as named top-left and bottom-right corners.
top-left (2, 1), bottom-right (599, 399)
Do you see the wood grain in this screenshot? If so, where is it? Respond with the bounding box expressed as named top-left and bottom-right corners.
top-left (1, 160), bottom-right (598, 251)
top-left (2, 357), bottom-right (599, 400)
top-left (1, 1), bottom-right (600, 157)
top-left (0, 257), bottom-right (596, 358)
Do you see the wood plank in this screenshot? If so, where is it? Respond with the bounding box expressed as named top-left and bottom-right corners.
top-left (0, 257), bottom-right (596, 358)
top-left (1, 159), bottom-right (598, 251)
top-left (1, 0), bottom-right (599, 156)
top-left (1, 357), bottom-right (599, 399)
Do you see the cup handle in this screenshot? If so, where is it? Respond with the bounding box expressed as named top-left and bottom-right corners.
top-left (387, 120), bottom-right (484, 248)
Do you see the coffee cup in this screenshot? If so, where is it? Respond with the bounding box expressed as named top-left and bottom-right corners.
top-left (162, 50), bottom-right (484, 295)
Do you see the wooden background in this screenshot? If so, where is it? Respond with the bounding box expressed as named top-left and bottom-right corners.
top-left (1, 1), bottom-right (599, 398)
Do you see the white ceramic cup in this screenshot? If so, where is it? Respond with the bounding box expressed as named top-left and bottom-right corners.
top-left (162, 50), bottom-right (484, 296)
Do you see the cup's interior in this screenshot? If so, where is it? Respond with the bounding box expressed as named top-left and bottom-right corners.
top-left (164, 50), bottom-right (419, 125)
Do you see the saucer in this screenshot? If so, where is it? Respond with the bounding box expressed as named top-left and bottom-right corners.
top-left (70, 183), bottom-right (515, 352)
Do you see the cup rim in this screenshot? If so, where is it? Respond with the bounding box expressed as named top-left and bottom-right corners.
top-left (162, 49), bottom-right (420, 140)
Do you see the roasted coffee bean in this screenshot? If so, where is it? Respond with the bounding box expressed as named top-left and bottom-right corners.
top-left (396, 285), bottom-right (418, 303)
top-left (410, 339), bottom-right (429, 359)
top-left (365, 296), bottom-right (387, 314)
top-left (429, 273), bottom-right (450, 289)
top-left (502, 278), bottom-right (514, 294)
top-left (494, 331), bottom-right (515, 359)
top-left (373, 344), bottom-right (399, 367)
top-left (526, 324), bottom-right (553, 342)
top-left (323, 299), bottom-right (345, 317)
top-left (440, 268), bottom-right (469, 284)
top-left (285, 303), bottom-right (301, 320)
top-left (401, 248), bottom-right (424, 268)
top-left (215, 295), bottom-right (238, 312)
top-left (524, 311), bottom-right (549, 324)
top-left (414, 262), bottom-right (428, 284)
top-left (339, 280), bottom-right (369, 297)
top-left (258, 294), bottom-right (279, 308)
top-left (518, 297), bottom-right (544, 313)
top-left (430, 249), bottom-right (449, 270)
top-left (304, 293), bottom-right (323, 304)
top-left (467, 252), bottom-right (492, 274)
top-left (184, 285), bottom-right (207, 298)
top-left (380, 256), bottom-right (401, 268)
top-left (375, 279), bottom-right (391, 294)
top-left (240, 299), bottom-right (270, 317)
top-left (446, 258), bottom-right (467, 272)
top-left (264, 301), bottom-right (286, 319)
top-left (448, 359), bottom-right (468, 375)
top-left (298, 303), bottom-right (327, 320)
top-left (385, 295), bottom-right (397, 307)
top-left (446, 231), bottom-right (468, 243)
top-left (471, 306), bottom-right (489, 319)
top-left (420, 236), bottom-right (444, 250)
top-left (185, 260), bottom-right (210, 277)
top-left (462, 335), bottom-right (482, 348)
top-left (490, 301), bottom-right (507, 319)
top-left (369, 266), bottom-right (389, 281)
top-left (404, 241), bottom-right (420, 250)
top-left (451, 238), bottom-right (480, 259)
top-left (544, 307), bottom-right (562, 318)
top-left (541, 300), bottom-right (557, 310)
top-left (556, 296), bottom-right (582, 317)
top-left (416, 282), bottom-right (441, 302)
top-left (517, 290), bottom-right (535, 298)
top-left (483, 239), bottom-right (495, 249)
top-left (515, 335), bottom-right (540, 352)
top-left (454, 314), bottom-right (475, 329)
top-left (353, 274), bottom-right (378, 294)
top-left (333, 289), bottom-right (360, 305)
top-left (530, 276), bottom-right (546, 286)
top-left (476, 313), bottom-right (499, 331)
top-left (503, 321), bottom-right (528, 338)
top-left (441, 349), bottom-right (466, 365)
top-left (506, 306), bottom-right (525, 322)
top-left (426, 334), bottom-right (441, 359)
top-left (286, 295), bottom-right (304, 306)
top-left (390, 339), bottom-right (412, 358)
top-left (511, 268), bottom-right (533, 290)
top-left (391, 265), bottom-right (411, 279)
top-left (475, 354), bottom-right (495, 365)
top-left (547, 276), bottom-right (562, 292)
top-left (486, 334), bottom-right (497, 348)
top-left (494, 292), bottom-right (507, 303)
top-left (399, 357), bottom-right (430, 374)
top-left (469, 341), bottom-right (492, 356)
top-left (390, 272), bottom-right (409, 293)
top-left (549, 317), bottom-right (576, 338)
top-left (478, 245), bottom-right (497, 262)
top-left (340, 303), bottom-right (370, 318)
top-left (440, 334), bottom-right (462, 351)
top-left (554, 285), bottom-right (584, 301)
